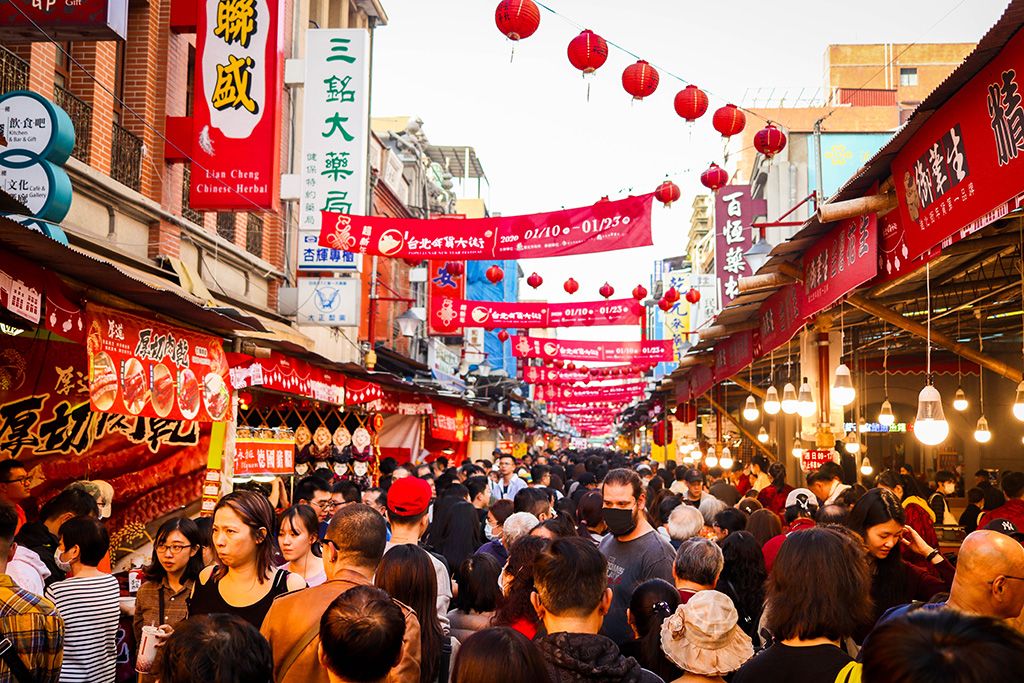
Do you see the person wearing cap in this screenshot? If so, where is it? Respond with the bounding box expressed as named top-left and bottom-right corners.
top-left (979, 471), bottom-right (1024, 531)
top-left (674, 470), bottom-right (725, 527)
top-left (761, 488), bottom-right (818, 572)
top-left (384, 476), bottom-right (453, 632)
top-left (659, 589), bottom-right (754, 682)
top-left (570, 472), bottom-right (598, 506)
top-left (260, 504), bottom-right (422, 683)
top-left (489, 454), bottom-right (527, 502)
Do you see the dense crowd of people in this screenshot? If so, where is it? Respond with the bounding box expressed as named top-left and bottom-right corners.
top-left (1, 451), bottom-right (1024, 682)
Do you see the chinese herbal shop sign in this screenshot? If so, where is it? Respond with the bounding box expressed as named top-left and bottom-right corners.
top-left (892, 26), bottom-right (1024, 262)
top-left (85, 304), bottom-right (231, 422)
top-left (430, 297), bottom-right (641, 332)
top-left (715, 186), bottom-right (765, 311)
top-left (512, 336), bottom-right (673, 363)
top-left (0, 0), bottom-right (127, 42)
top-left (189, 0), bottom-right (283, 210)
top-left (298, 29), bottom-right (370, 271)
top-left (320, 193), bottom-right (655, 259)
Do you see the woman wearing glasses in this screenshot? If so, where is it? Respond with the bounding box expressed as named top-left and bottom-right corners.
top-left (133, 517), bottom-right (204, 683)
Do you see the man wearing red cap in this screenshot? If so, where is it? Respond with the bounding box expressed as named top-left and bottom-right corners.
top-left (385, 476), bottom-right (452, 632)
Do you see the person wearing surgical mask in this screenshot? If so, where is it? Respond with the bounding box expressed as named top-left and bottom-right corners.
top-left (930, 470), bottom-right (960, 526)
top-left (475, 500), bottom-right (515, 565)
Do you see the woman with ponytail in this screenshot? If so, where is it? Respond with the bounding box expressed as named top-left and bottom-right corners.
top-left (756, 462), bottom-right (793, 517)
top-left (622, 579), bottom-right (684, 682)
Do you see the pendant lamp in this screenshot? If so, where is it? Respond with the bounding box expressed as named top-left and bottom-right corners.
top-left (764, 386), bottom-right (781, 414)
top-left (953, 387), bottom-right (968, 412)
top-left (797, 378), bottom-right (816, 418)
top-left (914, 264), bottom-right (949, 446)
top-left (781, 383), bottom-right (798, 415)
top-left (719, 447), bottom-right (733, 470)
top-left (878, 399), bottom-right (895, 427)
top-left (742, 395), bottom-right (759, 421)
top-left (831, 363), bottom-right (856, 407)
top-left (860, 456), bottom-right (873, 476)
top-left (757, 426), bottom-right (769, 443)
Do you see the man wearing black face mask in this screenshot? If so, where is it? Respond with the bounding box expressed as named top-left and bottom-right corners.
top-left (597, 468), bottom-right (675, 646)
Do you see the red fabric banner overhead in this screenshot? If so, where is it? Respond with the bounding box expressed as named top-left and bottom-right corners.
top-left (431, 297), bottom-right (640, 332)
top-left (512, 336), bottom-right (673, 363)
top-left (427, 260), bottom-right (466, 336)
top-left (189, 0), bottom-right (283, 209)
top-left (430, 401), bottom-right (471, 442)
top-left (522, 366), bottom-right (644, 384)
top-left (540, 384), bottom-right (644, 402)
top-left (320, 194), bottom-right (654, 259)
top-left (86, 304), bottom-right (231, 422)
top-left (228, 351), bottom-right (346, 404)
top-left (891, 27), bottom-right (1024, 263)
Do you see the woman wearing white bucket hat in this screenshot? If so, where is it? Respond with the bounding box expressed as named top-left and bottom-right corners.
top-left (659, 589), bottom-right (753, 683)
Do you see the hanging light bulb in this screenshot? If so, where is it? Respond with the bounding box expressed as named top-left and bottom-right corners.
top-left (683, 455), bottom-right (694, 464)
top-left (719, 447), bottom-right (733, 469)
top-left (797, 378), bottom-right (816, 418)
top-left (791, 437), bottom-right (803, 458)
top-left (705, 451), bottom-right (719, 467)
top-left (831, 363), bottom-right (856, 407)
top-left (860, 456), bottom-right (873, 476)
top-left (953, 387), bottom-right (968, 412)
top-left (974, 415), bottom-right (992, 443)
top-left (1013, 382), bottom-right (1024, 421)
top-left (742, 394), bottom-right (759, 421)
top-left (757, 426), bottom-right (769, 443)
top-left (763, 386), bottom-right (781, 415)
top-left (858, 417), bottom-right (868, 433)
top-left (914, 385), bottom-right (949, 445)
top-left (844, 432), bottom-right (860, 454)
top-left (781, 383), bottom-right (798, 414)
top-left (878, 398), bottom-right (895, 427)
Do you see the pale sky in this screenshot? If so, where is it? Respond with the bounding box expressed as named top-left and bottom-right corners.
top-left (371, 0), bottom-right (1010, 342)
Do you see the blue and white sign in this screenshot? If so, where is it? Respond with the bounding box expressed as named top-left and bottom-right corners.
top-left (297, 230), bottom-right (362, 272)
top-left (296, 276), bottom-right (361, 326)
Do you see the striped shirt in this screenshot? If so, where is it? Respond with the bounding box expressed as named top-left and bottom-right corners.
top-left (45, 574), bottom-right (119, 683)
top-left (0, 574), bottom-right (63, 683)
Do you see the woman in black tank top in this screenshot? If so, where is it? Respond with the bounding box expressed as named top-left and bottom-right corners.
top-left (188, 491), bottom-right (305, 628)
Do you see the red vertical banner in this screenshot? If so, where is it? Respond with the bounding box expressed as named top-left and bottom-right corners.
top-left (714, 186), bottom-right (765, 311)
top-left (427, 260), bottom-right (466, 336)
top-left (190, 0), bottom-right (283, 210)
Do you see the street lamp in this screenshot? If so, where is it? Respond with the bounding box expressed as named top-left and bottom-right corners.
top-left (743, 238), bottom-right (773, 274)
top-left (476, 359), bottom-right (493, 378)
top-left (396, 308), bottom-right (425, 337)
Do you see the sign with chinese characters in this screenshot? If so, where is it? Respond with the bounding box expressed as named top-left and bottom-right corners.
top-left (522, 366), bottom-right (643, 384)
top-left (320, 193), bottom-right (655, 259)
top-left (713, 331), bottom-right (753, 383)
top-left (540, 383), bottom-right (645, 402)
top-left (687, 273), bottom-right (719, 332)
top-left (0, 91), bottom-right (74, 243)
top-left (234, 428), bottom-right (294, 475)
top-left (427, 339), bottom-right (460, 377)
top-left (661, 270), bottom-right (690, 361)
top-left (189, 0), bottom-right (283, 209)
top-left (430, 401), bottom-right (470, 442)
top-left (86, 304), bottom-right (231, 422)
top-left (714, 186), bottom-right (765, 312)
top-left (0, 0), bottom-right (128, 42)
top-left (428, 260), bottom-right (466, 336)
top-left (511, 336), bottom-right (673, 363)
top-left (295, 276), bottom-right (360, 327)
top-left (228, 351), bottom-right (345, 404)
top-left (801, 213), bottom-right (878, 314)
top-left (430, 297), bottom-right (640, 332)
top-left (801, 449), bottom-right (836, 472)
top-left (298, 29), bottom-right (369, 270)
top-left (892, 27), bottom-right (1024, 262)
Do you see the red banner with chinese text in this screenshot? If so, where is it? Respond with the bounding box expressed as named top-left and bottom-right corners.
top-left (234, 435), bottom-right (295, 475)
top-left (431, 297), bottom-right (640, 332)
top-left (320, 194), bottom-right (655, 259)
top-left (189, 0), bottom-right (283, 209)
top-left (228, 351), bottom-right (345, 404)
top-left (522, 366), bottom-right (644, 384)
top-left (715, 186), bottom-right (765, 311)
top-left (427, 260), bottom-right (466, 336)
top-left (86, 304), bottom-right (231, 422)
top-left (430, 401), bottom-right (470, 442)
top-left (539, 384), bottom-right (645, 402)
top-left (512, 336), bottom-right (672, 363)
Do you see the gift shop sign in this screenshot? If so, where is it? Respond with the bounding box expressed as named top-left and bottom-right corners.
top-left (86, 304), bottom-right (231, 422)
top-left (320, 193), bottom-right (654, 260)
top-left (511, 336), bottom-right (672, 363)
top-left (892, 27), bottom-right (1024, 263)
top-left (234, 435), bottom-right (294, 475)
top-left (186, 0), bottom-right (283, 210)
top-left (431, 297), bottom-right (640, 332)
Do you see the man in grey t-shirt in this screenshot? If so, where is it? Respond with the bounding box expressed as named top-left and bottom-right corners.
top-left (597, 468), bottom-right (675, 645)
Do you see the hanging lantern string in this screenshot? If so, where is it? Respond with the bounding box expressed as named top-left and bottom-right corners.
top-left (883, 320), bottom-right (888, 396)
top-left (926, 261), bottom-right (932, 382)
top-left (978, 312), bottom-right (984, 413)
top-left (531, 1), bottom-right (771, 125)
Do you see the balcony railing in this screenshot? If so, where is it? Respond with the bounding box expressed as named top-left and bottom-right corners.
top-left (52, 84), bottom-right (92, 163)
top-left (110, 122), bottom-right (143, 191)
top-left (246, 213), bottom-right (263, 258)
top-left (0, 46), bottom-right (29, 95)
top-left (181, 164), bottom-right (204, 225)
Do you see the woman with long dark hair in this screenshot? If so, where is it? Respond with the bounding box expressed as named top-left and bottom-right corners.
top-left (189, 490), bottom-right (305, 628)
top-left (491, 536), bottom-right (549, 640)
top-left (451, 627), bottom-right (549, 683)
top-left (757, 462), bottom-right (794, 516)
top-left (717, 531), bottom-right (768, 645)
top-left (434, 501), bottom-right (484, 571)
top-left (275, 504), bottom-right (325, 586)
top-left (134, 517), bottom-right (204, 683)
top-left (575, 488), bottom-right (607, 543)
top-left (847, 488), bottom-right (954, 641)
top-left (620, 579), bottom-right (683, 682)
top-left (875, 470), bottom-right (940, 564)
top-left (447, 554), bottom-right (502, 642)
top-left (377, 544), bottom-right (455, 683)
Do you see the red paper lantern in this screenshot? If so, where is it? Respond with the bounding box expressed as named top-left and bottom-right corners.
top-left (527, 272), bottom-right (543, 289)
top-left (700, 163), bottom-right (729, 192)
top-left (445, 261), bottom-right (465, 276)
top-left (599, 282), bottom-right (615, 299)
top-left (658, 298), bottom-right (672, 312)
top-left (563, 277), bottom-right (579, 295)
top-left (664, 287), bottom-right (680, 303)
top-left (554, 359), bottom-right (565, 369)
top-left (567, 29), bottom-right (608, 74)
top-left (655, 180), bottom-right (681, 207)
top-left (754, 123), bottom-right (788, 159)
top-left (404, 258), bottom-right (423, 267)
top-left (494, 0), bottom-right (540, 41)
top-left (622, 60), bottom-right (659, 100)
top-left (632, 284), bottom-right (648, 300)
top-left (712, 104), bottom-right (746, 138)
top-left (497, 330), bottom-right (510, 343)
top-left (673, 85), bottom-right (709, 122)
top-left (685, 287), bottom-right (701, 304)
top-left (566, 362), bottom-right (576, 371)
top-left (579, 366), bottom-right (589, 373)
top-left (486, 265), bottom-right (504, 284)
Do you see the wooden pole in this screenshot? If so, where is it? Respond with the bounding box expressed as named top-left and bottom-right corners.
top-left (703, 392), bottom-right (776, 461)
top-left (737, 271), bottom-right (797, 294)
top-left (697, 320), bottom-right (761, 341)
top-left (816, 191), bottom-right (897, 224)
top-left (678, 354), bottom-right (716, 368)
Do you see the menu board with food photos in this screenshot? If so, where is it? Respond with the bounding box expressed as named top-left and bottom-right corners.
top-left (86, 304), bottom-right (231, 422)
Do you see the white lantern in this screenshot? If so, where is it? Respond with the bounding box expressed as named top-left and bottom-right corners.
top-left (781, 383), bottom-right (799, 415)
top-left (913, 385), bottom-right (949, 445)
top-left (797, 379), bottom-right (816, 418)
top-left (763, 386), bottom-right (781, 415)
top-left (831, 363), bottom-right (856, 407)
top-left (742, 395), bottom-right (759, 421)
